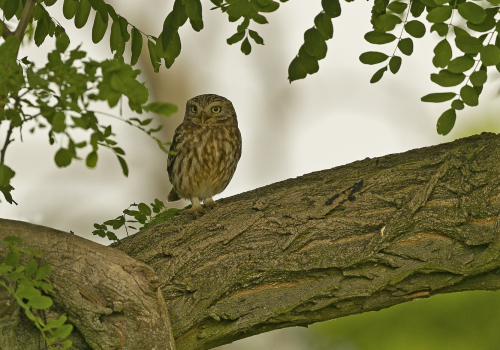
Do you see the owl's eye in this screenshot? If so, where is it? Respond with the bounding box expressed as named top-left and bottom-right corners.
top-left (211, 106), bottom-right (221, 114)
top-left (190, 106), bottom-right (198, 113)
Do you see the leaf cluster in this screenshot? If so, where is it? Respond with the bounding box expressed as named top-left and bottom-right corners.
top-left (288, 0), bottom-right (340, 82)
top-left (0, 3), bottom-right (177, 204)
top-left (360, 0), bottom-right (500, 135)
top-left (93, 198), bottom-right (180, 241)
top-left (0, 236), bottom-right (73, 349)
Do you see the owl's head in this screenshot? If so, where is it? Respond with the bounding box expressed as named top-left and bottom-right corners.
top-left (184, 94), bottom-right (238, 126)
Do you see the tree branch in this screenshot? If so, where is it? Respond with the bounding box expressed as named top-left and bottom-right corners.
top-left (114, 132), bottom-right (500, 349)
top-left (14, 0), bottom-right (36, 42)
top-left (1, 133), bottom-right (500, 349)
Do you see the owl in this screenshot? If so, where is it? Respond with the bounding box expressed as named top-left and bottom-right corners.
top-left (167, 94), bottom-right (242, 214)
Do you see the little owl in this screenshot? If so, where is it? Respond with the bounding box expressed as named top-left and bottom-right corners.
top-left (167, 94), bottom-right (242, 214)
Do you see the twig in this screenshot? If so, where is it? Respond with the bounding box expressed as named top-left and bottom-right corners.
top-left (0, 123), bottom-right (14, 164)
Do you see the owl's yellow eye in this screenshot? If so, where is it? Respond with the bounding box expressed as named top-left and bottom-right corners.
top-left (211, 106), bottom-right (221, 114)
top-left (190, 106), bottom-right (197, 113)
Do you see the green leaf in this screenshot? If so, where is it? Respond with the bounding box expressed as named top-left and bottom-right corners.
top-left (434, 0), bottom-right (449, 4)
top-left (110, 20), bottom-right (125, 56)
top-left (448, 55), bottom-right (475, 73)
top-left (53, 324), bottom-right (74, 339)
top-left (251, 13), bottom-right (268, 24)
top-left (0, 164), bottom-right (15, 187)
top-left (314, 12), bottom-right (333, 40)
top-left (303, 28), bottom-right (327, 59)
top-left (28, 295), bottom-right (53, 310)
top-left (25, 259), bottom-right (38, 276)
top-left (398, 38), bottom-right (413, 56)
top-left (4, 251), bottom-right (20, 267)
top-left (389, 55), bottom-right (402, 74)
top-left (426, 6), bottom-right (452, 23)
top-left (148, 40), bottom-right (161, 72)
top-left (92, 9), bottom-right (108, 43)
top-left (470, 70), bottom-right (487, 86)
top-left (1, 236), bottom-right (22, 244)
top-left (375, 14), bottom-right (402, 31)
top-left (63, 0), bottom-right (79, 20)
top-left (457, 2), bottom-right (486, 24)
top-left (297, 49), bottom-right (319, 74)
top-left (34, 17), bottom-right (49, 47)
top-left (184, 0), bottom-right (204, 32)
top-left (227, 31), bottom-right (246, 44)
top-left (420, 0), bottom-right (437, 6)
top-left (436, 108), bottom-right (456, 135)
top-left (35, 264), bottom-right (52, 280)
top-left (117, 155), bottom-right (129, 177)
top-left (56, 31), bottom-right (70, 52)
top-left (75, 0), bottom-right (91, 28)
top-left (370, 66), bottom-right (387, 83)
top-left (54, 148), bottom-right (73, 168)
top-left (387, 1), bottom-right (407, 14)
top-left (455, 35), bottom-right (482, 54)
top-left (460, 84), bottom-right (478, 106)
top-left (322, 0), bottom-right (341, 18)
top-left (16, 283), bottom-right (41, 300)
top-left (410, 0), bottom-right (425, 17)
top-left (4, 0), bottom-right (19, 20)
top-left (130, 28), bottom-right (143, 65)
top-left (431, 23), bottom-right (448, 36)
top-left (451, 99), bottom-right (464, 110)
top-left (144, 102), bottom-right (178, 117)
top-left (404, 20), bottom-right (426, 38)
top-left (241, 37), bottom-right (252, 55)
top-left (364, 31), bottom-right (396, 44)
top-left (44, 316), bottom-right (68, 331)
top-left (432, 39), bottom-right (452, 68)
top-left (138, 202), bottom-right (152, 216)
top-left (421, 92), bottom-right (456, 102)
top-left (288, 56), bottom-right (308, 82)
top-left (430, 70), bottom-right (465, 87)
top-left (359, 51), bottom-right (389, 64)
top-left (480, 45), bottom-right (500, 66)
top-left (248, 30), bottom-right (264, 44)
top-left (51, 112), bottom-right (66, 133)
top-left (86, 151), bottom-right (98, 168)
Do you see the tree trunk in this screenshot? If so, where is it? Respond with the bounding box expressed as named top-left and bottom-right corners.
top-left (2, 133), bottom-right (500, 349)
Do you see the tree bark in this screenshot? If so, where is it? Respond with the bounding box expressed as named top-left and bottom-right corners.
top-left (2, 133), bottom-right (500, 349)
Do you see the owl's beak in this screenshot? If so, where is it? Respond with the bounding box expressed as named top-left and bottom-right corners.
top-left (200, 111), bottom-right (209, 124)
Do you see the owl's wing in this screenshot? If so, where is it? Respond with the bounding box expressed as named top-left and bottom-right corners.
top-left (167, 124), bottom-right (184, 179)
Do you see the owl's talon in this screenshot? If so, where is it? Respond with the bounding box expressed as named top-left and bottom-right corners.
top-left (204, 197), bottom-right (218, 209)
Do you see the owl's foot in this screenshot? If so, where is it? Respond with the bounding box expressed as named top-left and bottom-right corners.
top-left (184, 197), bottom-right (205, 216)
top-left (204, 197), bottom-right (218, 210)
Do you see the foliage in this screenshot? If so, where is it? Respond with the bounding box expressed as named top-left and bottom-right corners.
top-left (0, 0), bottom-right (177, 204)
top-left (93, 198), bottom-right (180, 241)
top-left (359, 0), bottom-right (500, 135)
top-left (0, 236), bottom-right (73, 349)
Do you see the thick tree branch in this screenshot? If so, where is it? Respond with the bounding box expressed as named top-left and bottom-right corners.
top-left (1, 133), bottom-right (500, 349)
top-left (114, 132), bottom-right (500, 349)
top-left (0, 220), bottom-right (176, 350)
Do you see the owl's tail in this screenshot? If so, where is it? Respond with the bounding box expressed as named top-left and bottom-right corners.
top-left (167, 188), bottom-right (181, 202)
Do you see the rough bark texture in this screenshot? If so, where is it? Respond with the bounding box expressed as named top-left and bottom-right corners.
top-left (114, 132), bottom-right (500, 350)
top-left (1, 133), bottom-right (500, 349)
top-left (0, 220), bottom-right (176, 350)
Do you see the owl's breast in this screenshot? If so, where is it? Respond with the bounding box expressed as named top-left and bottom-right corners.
top-left (169, 124), bottom-right (241, 200)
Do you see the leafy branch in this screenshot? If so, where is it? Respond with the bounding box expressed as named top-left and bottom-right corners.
top-left (0, 236), bottom-right (73, 349)
top-left (93, 199), bottom-right (180, 241)
top-left (360, 0), bottom-right (500, 134)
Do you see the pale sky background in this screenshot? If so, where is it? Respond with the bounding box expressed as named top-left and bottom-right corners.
top-left (2, 0), bottom-right (500, 349)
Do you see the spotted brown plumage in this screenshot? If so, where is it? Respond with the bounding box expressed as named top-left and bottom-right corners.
top-left (167, 94), bottom-right (242, 214)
